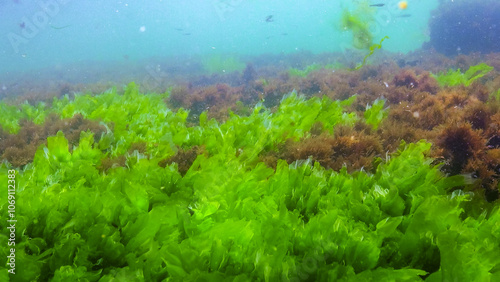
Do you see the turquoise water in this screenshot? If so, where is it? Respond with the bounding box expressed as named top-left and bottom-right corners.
top-left (1, 0), bottom-right (437, 76)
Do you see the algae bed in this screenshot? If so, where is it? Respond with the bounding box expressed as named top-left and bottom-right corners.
top-left (1, 1), bottom-right (500, 281)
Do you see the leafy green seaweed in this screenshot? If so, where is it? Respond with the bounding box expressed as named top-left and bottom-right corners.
top-left (340, 7), bottom-right (374, 49)
top-left (0, 101), bottom-right (46, 134)
top-left (432, 63), bottom-right (494, 87)
top-left (1, 85), bottom-right (498, 281)
top-left (288, 64), bottom-right (341, 77)
top-left (354, 36), bottom-right (389, 71)
top-left (364, 97), bottom-right (388, 129)
top-left (288, 64), bottom-right (323, 77)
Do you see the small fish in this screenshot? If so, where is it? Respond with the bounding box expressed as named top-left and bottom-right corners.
top-left (369, 4), bottom-right (385, 7)
top-left (49, 24), bottom-right (72, 30)
top-left (396, 14), bottom-right (412, 18)
top-left (183, 33), bottom-right (191, 36)
top-left (19, 22), bottom-right (25, 29)
top-left (175, 28), bottom-right (183, 31)
top-left (265, 15), bottom-right (274, 22)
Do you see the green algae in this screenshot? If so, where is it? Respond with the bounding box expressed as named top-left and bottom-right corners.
top-left (432, 63), bottom-right (494, 87)
top-left (354, 36), bottom-right (389, 71)
top-left (340, 5), bottom-right (374, 50)
top-left (1, 83), bottom-right (498, 281)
